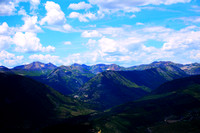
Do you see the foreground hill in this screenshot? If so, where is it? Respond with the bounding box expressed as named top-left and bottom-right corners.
top-left (89, 75), bottom-right (200, 133)
top-left (0, 72), bottom-right (93, 132)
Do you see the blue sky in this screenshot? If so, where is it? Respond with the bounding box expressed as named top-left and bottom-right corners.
top-left (0, 0), bottom-right (200, 67)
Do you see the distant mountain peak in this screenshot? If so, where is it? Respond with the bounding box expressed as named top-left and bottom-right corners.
top-left (13, 61), bottom-right (57, 70)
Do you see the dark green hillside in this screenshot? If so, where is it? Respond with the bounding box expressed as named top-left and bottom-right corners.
top-left (119, 66), bottom-right (187, 90)
top-left (89, 75), bottom-right (200, 133)
top-left (153, 75), bottom-right (200, 95)
top-left (0, 72), bottom-right (93, 132)
top-left (77, 71), bottom-right (149, 110)
top-left (37, 65), bottom-right (95, 95)
top-left (77, 67), bottom-right (186, 110)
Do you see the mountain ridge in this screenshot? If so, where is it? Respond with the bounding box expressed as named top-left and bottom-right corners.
top-left (76, 65), bottom-right (187, 110)
top-left (6, 61), bottom-right (200, 75)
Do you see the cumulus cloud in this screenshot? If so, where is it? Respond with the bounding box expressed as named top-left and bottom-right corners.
top-left (64, 53), bottom-right (83, 65)
top-left (68, 12), bottom-right (96, 22)
top-left (98, 37), bottom-right (118, 53)
top-left (0, 0), bottom-right (41, 16)
top-left (63, 24), bottom-right (73, 31)
top-left (0, 22), bottom-right (15, 51)
top-left (40, 1), bottom-right (66, 25)
top-left (29, 54), bottom-right (61, 64)
top-left (20, 15), bottom-right (42, 32)
top-left (30, 0), bottom-right (40, 10)
top-left (162, 28), bottom-right (200, 51)
top-left (85, 39), bottom-right (97, 48)
top-left (40, 1), bottom-right (73, 32)
top-left (13, 32), bottom-right (55, 52)
top-left (0, 50), bottom-right (24, 66)
top-left (0, 1), bottom-right (16, 16)
top-left (0, 35), bottom-right (13, 50)
top-left (81, 30), bottom-right (102, 38)
top-left (64, 24), bottom-right (200, 66)
top-left (0, 22), bottom-right (15, 35)
top-left (68, 2), bottom-right (92, 10)
top-left (0, 22), bottom-right (9, 34)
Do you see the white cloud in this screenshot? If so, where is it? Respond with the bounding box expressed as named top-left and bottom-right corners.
top-left (178, 16), bottom-right (200, 23)
top-left (0, 22), bottom-right (11, 35)
top-left (63, 24), bottom-right (73, 31)
top-left (68, 12), bottom-right (96, 22)
top-left (40, 1), bottom-right (73, 32)
top-left (162, 30), bottom-right (200, 51)
top-left (88, 0), bottom-right (191, 18)
top-left (0, 50), bottom-right (24, 66)
top-left (0, 1), bottom-right (16, 16)
top-left (30, 0), bottom-right (40, 10)
top-left (13, 32), bottom-right (55, 52)
top-left (18, 8), bottom-right (27, 16)
top-left (68, 2), bottom-right (92, 10)
top-left (64, 53), bottom-right (82, 65)
top-left (0, 0), bottom-right (41, 16)
top-left (89, 0), bottom-right (191, 8)
top-left (64, 41), bottom-right (72, 45)
top-left (136, 22), bottom-right (144, 25)
top-left (20, 15), bottom-right (42, 32)
top-left (40, 1), bottom-right (66, 25)
top-left (0, 35), bottom-right (13, 50)
top-left (130, 14), bottom-right (136, 18)
top-left (142, 26), bottom-right (173, 33)
top-left (98, 27), bottom-right (126, 37)
top-left (191, 5), bottom-right (200, 12)
top-left (64, 24), bottom-right (200, 66)
top-left (29, 54), bottom-right (61, 64)
top-left (43, 24), bottom-right (73, 32)
top-left (0, 22), bottom-right (14, 51)
top-left (81, 30), bottom-right (102, 38)
top-left (98, 37), bottom-right (118, 53)
top-left (86, 39), bottom-right (97, 48)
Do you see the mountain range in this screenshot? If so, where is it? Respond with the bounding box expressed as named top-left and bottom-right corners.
top-left (3, 61), bottom-right (200, 76)
top-left (0, 61), bottom-right (199, 106)
top-left (0, 61), bottom-right (200, 132)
